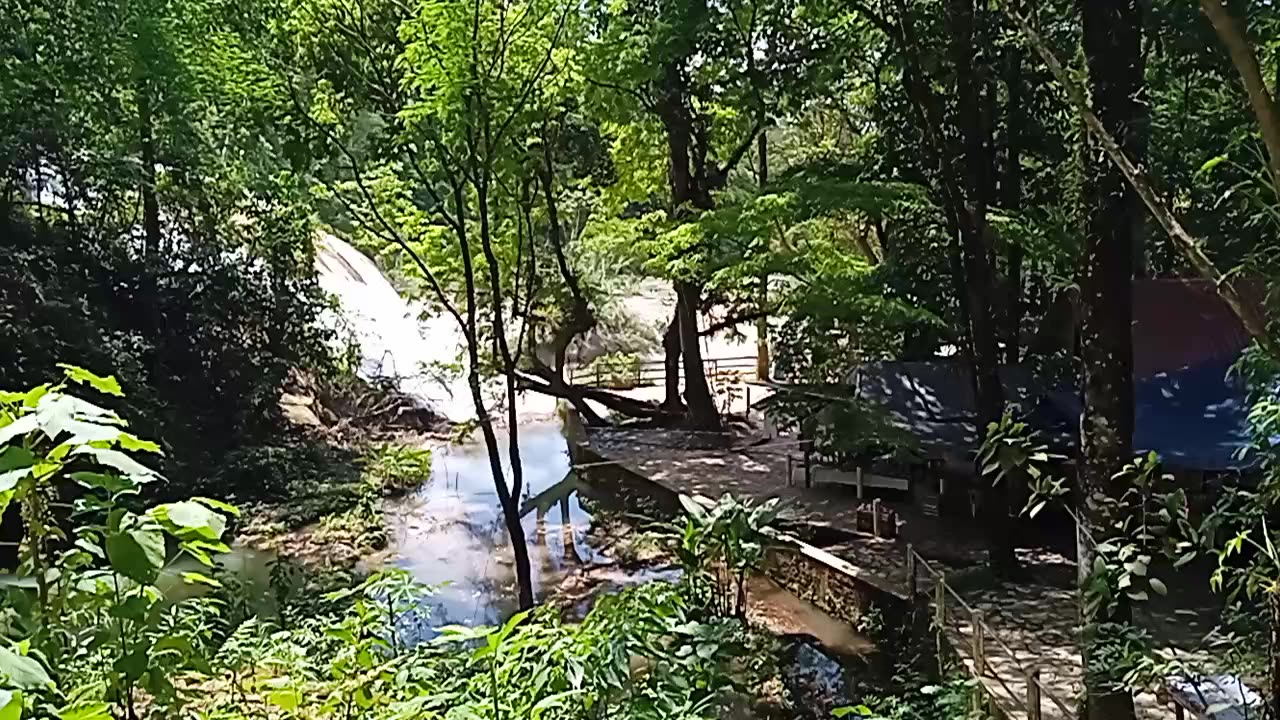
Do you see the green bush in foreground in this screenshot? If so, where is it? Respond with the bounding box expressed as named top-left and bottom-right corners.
top-left (0, 370), bottom-right (766, 719)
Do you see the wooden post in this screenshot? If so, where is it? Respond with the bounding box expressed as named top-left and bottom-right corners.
top-left (803, 440), bottom-right (812, 488)
top-left (856, 465), bottom-right (865, 499)
top-left (872, 499), bottom-right (882, 537)
top-left (745, 385), bottom-right (751, 418)
top-left (906, 544), bottom-right (917, 597)
top-left (817, 566), bottom-right (830, 604)
top-left (935, 572), bottom-right (946, 667)
top-left (1027, 667), bottom-right (1041, 720)
top-left (971, 609), bottom-right (986, 676)
top-left (786, 454), bottom-right (794, 487)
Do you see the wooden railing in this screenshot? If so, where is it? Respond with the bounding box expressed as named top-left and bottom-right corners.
top-left (905, 546), bottom-right (1076, 720)
top-left (568, 355), bottom-right (757, 389)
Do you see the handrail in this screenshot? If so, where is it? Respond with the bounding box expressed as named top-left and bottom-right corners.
top-left (568, 355), bottom-right (758, 388)
top-left (910, 548), bottom-right (1077, 719)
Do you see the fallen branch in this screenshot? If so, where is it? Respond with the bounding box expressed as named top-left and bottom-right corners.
top-left (516, 366), bottom-right (674, 425)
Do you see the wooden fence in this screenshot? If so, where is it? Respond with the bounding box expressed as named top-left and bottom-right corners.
top-left (568, 355), bottom-right (757, 390)
top-left (905, 546), bottom-right (1077, 720)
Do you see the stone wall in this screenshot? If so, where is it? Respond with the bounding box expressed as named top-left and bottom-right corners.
top-left (572, 440), bottom-right (913, 633)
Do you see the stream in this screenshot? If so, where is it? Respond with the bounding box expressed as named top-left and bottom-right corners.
top-left (219, 234), bottom-right (870, 707)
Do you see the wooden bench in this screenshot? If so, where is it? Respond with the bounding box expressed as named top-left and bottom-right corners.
top-left (1162, 674), bottom-right (1263, 719)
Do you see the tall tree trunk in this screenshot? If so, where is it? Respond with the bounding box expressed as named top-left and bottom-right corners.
top-left (662, 309), bottom-right (684, 414)
top-left (1079, 1), bottom-right (1143, 717)
top-left (756, 131), bottom-right (770, 381)
top-left (950, 0), bottom-right (1014, 576)
top-left (656, 59), bottom-right (722, 431)
top-left (677, 281), bottom-right (721, 431)
top-left (1003, 0), bottom-right (1025, 366)
top-left (1269, 588), bottom-right (1280, 719)
top-left (502, 395), bottom-right (535, 611)
top-left (138, 84), bottom-right (160, 257)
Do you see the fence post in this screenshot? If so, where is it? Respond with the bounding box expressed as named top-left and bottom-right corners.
top-left (905, 544), bottom-right (917, 598)
top-left (856, 465), bottom-right (865, 499)
top-left (935, 572), bottom-right (946, 668)
top-left (1027, 667), bottom-right (1041, 720)
top-left (971, 609), bottom-right (986, 677)
top-left (803, 440), bottom-right (812, 488)
top-left (871, 499), bottom-right (882, 537)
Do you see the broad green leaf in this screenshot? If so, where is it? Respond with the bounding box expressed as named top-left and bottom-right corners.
top-left (56, 365), bottom-right (123, 396)
top-left (21, 387), bottom-right (47, 408)
top-left (0, 448), bottom-right (33, 473)
top-left (0, 688), bottom-right (20, 720)
top-left (69, 472), bottom-right (134, 495)
top-left (150, 502), bottom-right (225, 541)
top-left (106, 525), bottom-right (165, 584)
top-left (71, 447), bottom-right (158, 482)
top-left (56, 701), bottom-right (112, 720)
top-left (0, 416), bottom-right (37, 446)
top-left (180, 571), bottom-right (222, 588)
top-left (192, 496), bottom-right (240, 517)
top-left (114, 648), bottom-right (148, 682)
top-left (33, 396), bottom-right (120, 444)
top-left (0, 645), bottom-right (51, 689)
top-left (117, 434), bottom-right (160, 454)
top-left (1197, 154), bottom-right (1228, 176)
top-left (1149, 577), bottom-right (1168, 596)
top-left (267, 689), bottom-right (300, 711)
top-left (0, 469), bottom-right (30, 494)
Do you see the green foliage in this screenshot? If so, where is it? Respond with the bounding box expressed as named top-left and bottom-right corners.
top-left (671, 494), bottom-right (780, 618)
top-left (1, 0), bottom-right (339, 499)
top-left (833, 675), bottom-right (980, 720)
top-left (577, 352), bottom-right (644, 389)
top-left (192, 570), bottom-right (757, 720)
top-left (0, 373), bottom-right (236, 719)
top-left (0, 375), bottom-right (774, 719)
top-left (361, 443), bottom-right (433, 496)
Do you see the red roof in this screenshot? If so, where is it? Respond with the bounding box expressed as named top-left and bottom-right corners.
top-left (1132, 279), bottom-right (1258, 378)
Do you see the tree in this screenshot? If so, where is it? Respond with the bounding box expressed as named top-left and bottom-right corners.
top-left (582, 0), bottom-right (845, 431)
top-left (841, 0), bottom-right (1019, 575)
top-left (286, 0), bottom-right (584, 609)
top-left (1076, 1), bottom-right (1144, 717)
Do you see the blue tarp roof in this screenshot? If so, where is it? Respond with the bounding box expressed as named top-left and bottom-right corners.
top-left (851, 357), bottom-right (1262, 472)
top-left (1051, 358), bottom-right (1256, 471)
top-left (1136, 360), bottom-right (1255, 471)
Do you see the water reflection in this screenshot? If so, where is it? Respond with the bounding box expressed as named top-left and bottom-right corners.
top-left (374, 420), bottom-right (606, 629)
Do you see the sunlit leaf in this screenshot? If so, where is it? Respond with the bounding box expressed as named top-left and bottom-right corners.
top-left (56, 365), bottom-right (123, 396)
top-left (0, 645), bottom-right (51, 689)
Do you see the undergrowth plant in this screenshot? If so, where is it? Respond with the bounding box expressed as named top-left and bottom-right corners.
top-left (673, 494), bottom-right (780, 618)
top-left (0, 367), bottom-right (236, 719)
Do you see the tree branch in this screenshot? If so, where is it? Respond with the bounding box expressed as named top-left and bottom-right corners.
top-left (715, 122), bottom-right (763, 183)
top-left (699, 308), bottom-right (773, 337)
top-left (1198, 0), bottom-right (1280, 200)
top-left (1005, 4), bottom-right (1278, 360)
